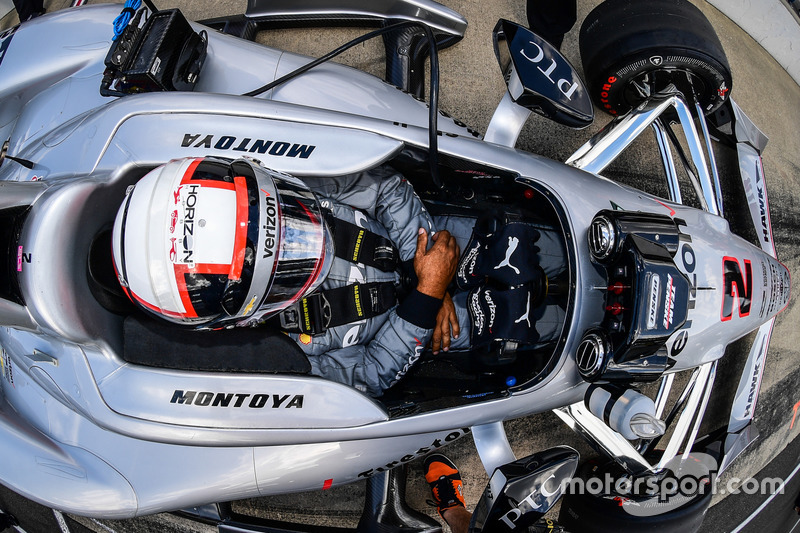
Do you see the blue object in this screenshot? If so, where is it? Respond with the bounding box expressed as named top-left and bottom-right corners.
top-left (112, 0), bottom-right (142, 41)
top-left (505, 376), bottom-right (517, 387)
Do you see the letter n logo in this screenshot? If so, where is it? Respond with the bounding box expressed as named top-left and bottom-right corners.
top-left (721, 257), bottom-right (752, 321)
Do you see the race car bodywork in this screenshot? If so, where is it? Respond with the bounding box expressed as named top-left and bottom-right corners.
top-left (0, 2), bottom-right (790, 530)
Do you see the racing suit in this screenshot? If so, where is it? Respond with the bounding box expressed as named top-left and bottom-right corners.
top-left (294, 167), bottom-right (442, 397)
top-left (291, 167), bottom-right (565, 397)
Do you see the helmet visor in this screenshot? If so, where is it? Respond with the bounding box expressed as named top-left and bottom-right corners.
top-left (220, 161), bottom-right (332, 325)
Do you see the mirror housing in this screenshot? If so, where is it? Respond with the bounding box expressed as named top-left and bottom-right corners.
top-left (468, 446), bottom-right (579, 532)
top-left (492, 19), bottom-right (593, 128)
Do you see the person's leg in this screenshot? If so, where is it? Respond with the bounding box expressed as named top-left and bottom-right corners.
top-left (526, 0), bottom-right (577, 49)
top-left (424, 454), bottom-right (471, 533)
top-left (441, 506), bottom-right (472, 533)
top-left (12, 0), bottom-right (45, 22)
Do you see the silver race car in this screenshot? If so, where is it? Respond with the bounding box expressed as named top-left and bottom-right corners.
top-left (0, 1), bottom-right (790, 531)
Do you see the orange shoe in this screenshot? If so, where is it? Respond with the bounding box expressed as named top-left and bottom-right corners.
top-left (424, 454), bottom-right (466, 517)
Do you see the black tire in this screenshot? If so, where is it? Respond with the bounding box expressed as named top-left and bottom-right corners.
top-left (557, 456), bottom-right (714, 533)
top-left (579, 0), bottom-right (732, 117)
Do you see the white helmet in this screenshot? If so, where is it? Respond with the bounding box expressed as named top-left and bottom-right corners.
top-left (112, 157), bottom-right (333, 327)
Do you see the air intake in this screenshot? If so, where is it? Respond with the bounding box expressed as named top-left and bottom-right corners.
top-left (576, 331), bottom-right (607, 381)
top-left (588, 215), bottom-right (616, 262)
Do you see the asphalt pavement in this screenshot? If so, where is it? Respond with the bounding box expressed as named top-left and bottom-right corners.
top-left (1, 1), bottom-right (800, 532)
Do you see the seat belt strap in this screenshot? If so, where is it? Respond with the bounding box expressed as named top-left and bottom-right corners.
top-left (275, 282), bottom-right (397, 335)
top-left (328, 215), bottom-right (399, 272)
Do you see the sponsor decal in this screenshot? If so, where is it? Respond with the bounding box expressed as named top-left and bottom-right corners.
top-left (262, 193), bottom-right (278, 259)
top-left (357, 428), bottom-right (471, 478)
top-left (498, 462), bottom-right (575, 529)
top-left (150, 56), bottom-right (162, 76)
top-left (169, 184), bottom-right (200, 265)
top-left (458, 242), bottom-right (481, 281)
top-left (16, 246), bottom-right (31, 272)
top-left (352, 229), bottom-right (365, 262)
top-left (1, 349), bottom-right (14, 387)
top-left (170, 390), bottom-right (304, 408)
top-left (353, 284), bottom-right (363, 318)
top-left (392, 337), bottom-right (424, 384)
top-left (485, 291), bottom-right (497, 331)
top-left (755, 159), bottom-right (770, 245)
top-left (646, 275), bottom-right (661, 330)
top-left (242, 295), bottom-right (258, 316)
top-left (514, 291), bottom-right (532, 327)
top-left (182, 134), bottom-right (316, 159)
top-left (759, 262), bottom-right (768, 318)
top-left (599, 76), bottom-right (619, 115)
top-left (494, 236), bottom-right (521, 274)
top-left (518, 41), bottom-right (579, 100)
top-left (470, 291), bottom-right (486, 335)
top-left (169, 210), bottom-right (178, 233)
top-left (663, 274), bottom-right (675, 329)
top-left (298, 333), bottom-right (312, 345)
top-left (766, 261), bottom-right (790, 316)
top-left (721, 257), bottom-right (752, 321)
top-left (669, 242), bottom-right (697, 357)
top-left (169, 238), bottom-right (177, 262)
top-left (742, 335), bottom-right (765, 419)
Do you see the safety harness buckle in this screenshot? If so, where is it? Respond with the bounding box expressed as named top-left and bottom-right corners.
top-left (279, 293), bottom-right (332, 335)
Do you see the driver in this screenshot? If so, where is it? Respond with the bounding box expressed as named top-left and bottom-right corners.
top-left (111, 156), bottom-right (460, 397)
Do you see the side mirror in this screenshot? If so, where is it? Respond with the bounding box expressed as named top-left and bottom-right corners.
top-left (492, 19), bottom-right (593, 128)
top-left (468, 446), bottom-right (579, 532)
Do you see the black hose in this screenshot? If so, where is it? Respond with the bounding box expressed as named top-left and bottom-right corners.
top-left (242, 21), bottom-right (443, 190)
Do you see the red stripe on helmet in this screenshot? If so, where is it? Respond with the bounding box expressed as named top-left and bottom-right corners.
top-left (228, 175), bottom-right (249, 281)
top-left (181, 158), bottom-right (203, 185)
top-left (173, 262), bottom-right (233, 319)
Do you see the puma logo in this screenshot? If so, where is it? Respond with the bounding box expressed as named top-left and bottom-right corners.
top-left (495, 237), bottom-right (520, 274)
top-left (515, 292), bottom-right (531, 327)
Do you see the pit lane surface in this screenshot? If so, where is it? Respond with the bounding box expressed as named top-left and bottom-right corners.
top-left (1, 0), bottom-right (800, 532)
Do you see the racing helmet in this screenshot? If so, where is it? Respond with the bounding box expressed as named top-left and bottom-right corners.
top-left (112, 157), bottom-right (334, 327)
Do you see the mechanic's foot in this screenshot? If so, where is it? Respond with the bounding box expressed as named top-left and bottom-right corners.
top-left (424, 454), bottom-right (466, 519)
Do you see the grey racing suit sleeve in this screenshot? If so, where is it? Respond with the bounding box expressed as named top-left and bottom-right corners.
top-left (306, 305), bottom-right (436, 397)
top-left (296, 167), bottom-right (444, 396)
top-left (302, 166), bottom-right (434, 261)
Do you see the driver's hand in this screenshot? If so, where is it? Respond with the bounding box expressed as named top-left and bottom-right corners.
top-left (414, 228), bottom-right (459, 300)
top-left (432, 292), bottom-right (460, 354)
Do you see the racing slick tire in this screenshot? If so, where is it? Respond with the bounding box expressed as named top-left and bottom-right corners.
top-left (556, 455), bottom-right (714, 532)
top-left (578, 0), bottom-right (733, 118)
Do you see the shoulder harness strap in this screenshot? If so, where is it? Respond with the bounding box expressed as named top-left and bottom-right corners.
top-left (275, 282), bottom-right (397, 335)
top-left (327, 214), bottom-right (399, 272)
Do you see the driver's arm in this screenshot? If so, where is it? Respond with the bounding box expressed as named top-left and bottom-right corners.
top-left (308, 229), bottom-right (459, 396)
top-left (302, 166), bottom-right (434, 261)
